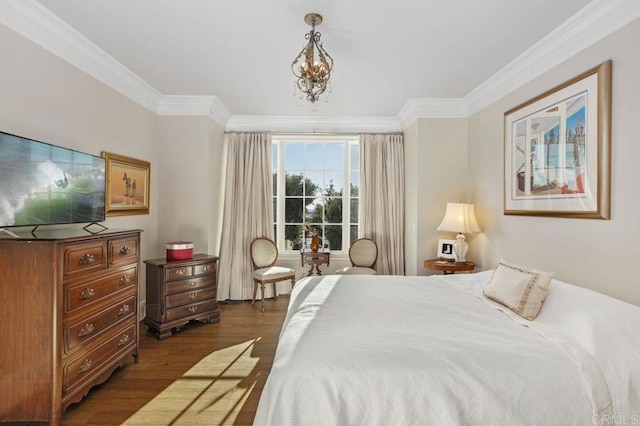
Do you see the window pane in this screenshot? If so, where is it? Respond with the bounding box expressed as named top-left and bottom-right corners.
top-left (325, 225), bottom-right (342, 251)
top-left (350, 144), bottom-right (359, 170)
top-left (350, 198), bottom-right (358, 222)
top-left (285, 197), bottom-right (304, 223)
top-left (324, 197), bottom-right (342, 223)
top-left (285, 225), bottom-right (303, 250)
top-left (275, 138), bottom-right (359, 253)
top-left (305, 197), bottom-right (322, 222)
top-left (285, 143), bottom-right (303, 169)
top-left (350, 225), bottom-right (358, 243)
top-left (324, 171), bottom-right (343, 195)
top-left (305, 171), bottom-right (323, 196)
top-left (325, 144), bottom-right (343, 170)
top-left (285, 173), bottom-right (304, 196)
top-left (273, 198), bottom-right (277, 222)
top-left (305, 143), bottom-right (323, 169)
top-left (272, 172), bottom-right (277, 196)
top-left (350, 172), bottom-right (359, 196)
top-left (272, 144), bottom-right (278, 171)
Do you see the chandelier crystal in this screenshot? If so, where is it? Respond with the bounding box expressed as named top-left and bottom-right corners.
top-left (291, 13), bottom-right (334, 105)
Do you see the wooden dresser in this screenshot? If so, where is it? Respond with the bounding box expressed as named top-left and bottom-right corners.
top-left (143, 254), bottom-right (220, 339)
top-left (0, 228), bottom-right (141, 424)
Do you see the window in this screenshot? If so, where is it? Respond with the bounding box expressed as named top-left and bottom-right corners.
top-left (272, 135), bottom-right (359, 253)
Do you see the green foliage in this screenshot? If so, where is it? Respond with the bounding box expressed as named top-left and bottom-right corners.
top-left (282, 175), bottom-right (359, 252)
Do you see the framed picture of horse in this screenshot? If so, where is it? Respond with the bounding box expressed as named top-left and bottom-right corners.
top-left (102, 151), bottom-right (150, 216)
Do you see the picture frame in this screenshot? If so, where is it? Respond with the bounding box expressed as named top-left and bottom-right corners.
top-left (437, 239), bottom-right (456, 260)
top-left (504, 60), bottom-right (611, 219)
top-left (102, 151), bottom-right (150, 216)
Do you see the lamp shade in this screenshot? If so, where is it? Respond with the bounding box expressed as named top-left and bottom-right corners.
top-left (437, 203), bottom-right (481, 234)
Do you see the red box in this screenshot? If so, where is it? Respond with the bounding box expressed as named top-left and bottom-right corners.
top-left (166, 241), bottom-right (194, 261)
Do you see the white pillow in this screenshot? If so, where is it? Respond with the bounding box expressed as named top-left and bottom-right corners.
top-left (483, 258), bottom-right (553, 320)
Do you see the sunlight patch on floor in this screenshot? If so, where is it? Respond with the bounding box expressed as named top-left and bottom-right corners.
top-left (122, 339), bottom-right (260, 425)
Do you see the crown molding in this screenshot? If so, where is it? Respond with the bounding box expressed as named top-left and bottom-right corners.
top-left (0, 0), bottom-right (163, 112)
top-left (396, 98), bottom-right (468, 128)
top-left (225, 115), bottom-right (403, 133)
top-left (465, 0), bottom-right (640, 116)
top-left (157, 96), bottom-right (232, 129)
top-left (2, 0), bottom-right (638, 129)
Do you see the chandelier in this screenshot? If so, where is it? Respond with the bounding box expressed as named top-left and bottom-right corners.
top-left (291, 13), bottom-right (334, 105)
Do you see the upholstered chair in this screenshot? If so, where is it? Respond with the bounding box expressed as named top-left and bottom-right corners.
top-left (250, 237), bottom-right (296, 311)
top-left (334, 238), bottom-right (378, 275)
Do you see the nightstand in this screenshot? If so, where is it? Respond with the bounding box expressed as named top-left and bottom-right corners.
top-left (424, 259), bottom-right (475, 275)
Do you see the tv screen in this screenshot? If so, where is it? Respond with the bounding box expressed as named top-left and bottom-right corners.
top-left (0, 131), bottom-right (106, 228)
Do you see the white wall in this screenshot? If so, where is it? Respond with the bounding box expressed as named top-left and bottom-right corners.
top-left (468, 20), bottom-right (640, 306)
top-left (404, 118), bottom-right (469, 276)
top-left (0, 25), bottom-right (160, 286)
top-left (156, 116), bottom-right (224, 257)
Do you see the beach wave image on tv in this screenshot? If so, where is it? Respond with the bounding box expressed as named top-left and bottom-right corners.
top-left (0, 131), bottom-right (106, 228)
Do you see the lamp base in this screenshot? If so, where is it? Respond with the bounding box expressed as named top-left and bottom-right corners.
top-left (453, 233), bottom-right (468, 263)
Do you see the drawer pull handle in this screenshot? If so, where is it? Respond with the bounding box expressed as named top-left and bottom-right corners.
top-left (188, 306), bottom-right (198, 313)
top-left (176, 269), bottom-right (185, 276)
top-left (79, 288), bottom-right (96, 300)
top-left (189, 281), bottom-right (197, 287)
top-left (189, 293), bottom-right (198, 300)
top-left (119, 275), bottom-right (131, 285)
top-left (119, 246), bottom-right (131, 255)
top-left (78, 253), bottom-right (95, 265)
top-left (118, 304), bottom-right (131, 316)
top-left (203, 265), bottom-right (211, 272)
top-left (78, 359), bottom-right (93, 374)
top-left (117, 334), bottom-right (130, 347)
top-left (78, 323), bottom-right (95, 337)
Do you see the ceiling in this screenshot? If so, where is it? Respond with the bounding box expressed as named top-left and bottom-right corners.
top-left (29, 0), bottom-right (597, 119)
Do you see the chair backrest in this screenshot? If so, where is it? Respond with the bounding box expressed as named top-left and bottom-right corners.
top-left (349, 238), bottom-right (378, 268)
top-left (250, 237), bottom-right (278, 269)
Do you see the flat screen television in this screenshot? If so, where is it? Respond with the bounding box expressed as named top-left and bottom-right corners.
top-left (0, 130), bottom-right (106, 229)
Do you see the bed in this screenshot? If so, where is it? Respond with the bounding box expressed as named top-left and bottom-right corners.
top-left (254, 269), bottom-right (640, 425)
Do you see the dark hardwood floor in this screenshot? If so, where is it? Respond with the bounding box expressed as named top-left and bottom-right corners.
top-left (62, 296), bottom-right (289, 425)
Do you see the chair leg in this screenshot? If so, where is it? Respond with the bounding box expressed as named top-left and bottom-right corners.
top-left (252, 281), bottom-right (258, 306)
top-left (260, 283), bottom-right (266, 312)
top-left (272, 282), bottom-right (277, 300)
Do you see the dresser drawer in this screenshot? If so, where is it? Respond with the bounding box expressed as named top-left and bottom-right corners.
top-left (65, 266), bottom-right (137, 315)
top-left (166, 266), bottom-right (193, 281)
top-left (166, 286), bottom-right (216, 309)
top-left (63, 322), bottom-right (136, 394)
top-left (193, 261), bottom-right (216, 276)
top-left (109, 236), bottom-right (139, 266)
top-left (65, 295), bottom-right (136, 353)
top-left (166, 275), bottom-right (213, 295)
top-left (64, 241), bottom-right (108, 277)
top-left (165, 299), bottom-right (218, 322)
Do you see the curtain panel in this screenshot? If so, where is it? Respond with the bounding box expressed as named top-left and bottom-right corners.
top-left (360, 133), bottom-right (405, 275)
top-left (217, 133), bottom-right (273, 301)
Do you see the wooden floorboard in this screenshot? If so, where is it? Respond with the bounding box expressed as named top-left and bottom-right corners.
top-left (62, 297), bottom-right (289, 426)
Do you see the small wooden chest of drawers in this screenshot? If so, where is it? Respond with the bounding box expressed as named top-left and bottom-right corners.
top-left (143, 254), bottom-right (220, 339)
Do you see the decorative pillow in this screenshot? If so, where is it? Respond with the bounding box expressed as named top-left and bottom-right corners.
top-left (483, 258), bottom-right (553, 320)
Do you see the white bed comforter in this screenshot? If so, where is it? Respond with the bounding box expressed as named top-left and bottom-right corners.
top-left (254, 273), bottom-right (640, 426)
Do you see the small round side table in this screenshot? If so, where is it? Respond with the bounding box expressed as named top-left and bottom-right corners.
top-left (424, 259), bottom-right (475, 275)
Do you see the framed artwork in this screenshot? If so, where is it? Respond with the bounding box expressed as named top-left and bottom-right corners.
top-left (102, 152), bottom-right (150, 216)
top-left (504, 60), bottom-right (611, 219)
top-left (437, 239), bottom-right (456, 260)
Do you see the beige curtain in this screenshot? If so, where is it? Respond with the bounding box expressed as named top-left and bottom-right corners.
top-left (217, 133), bottom-right (273, 301)
top-left (360, 134), bottom-right (405, 275)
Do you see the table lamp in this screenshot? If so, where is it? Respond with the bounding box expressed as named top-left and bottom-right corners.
top-left (437, 202), bottom-right (481, 263)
